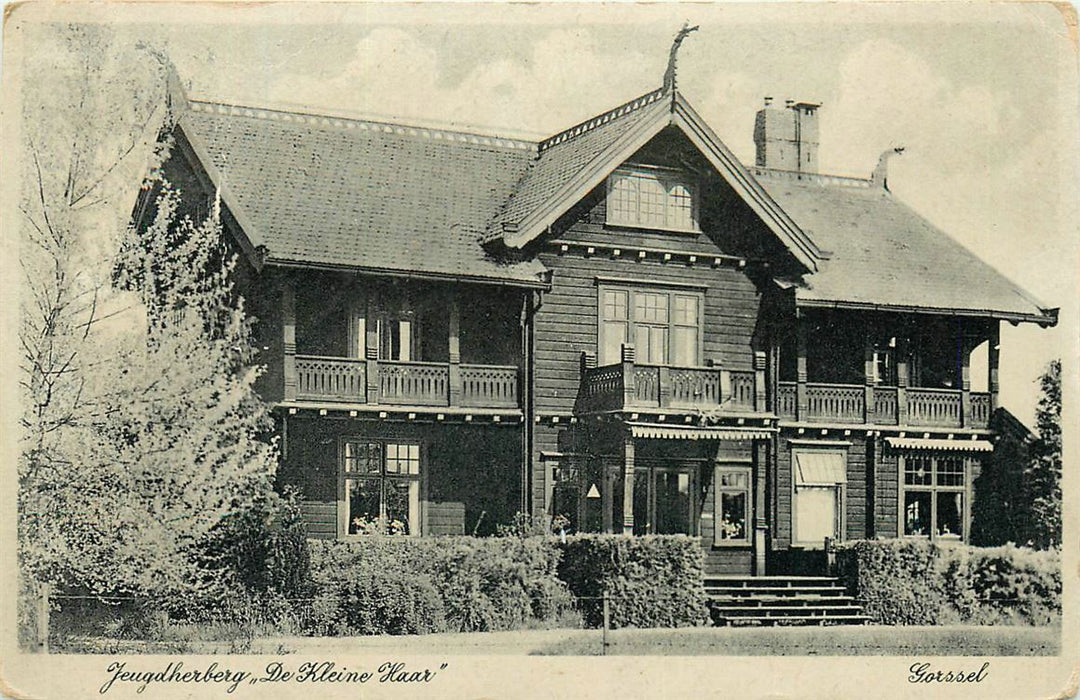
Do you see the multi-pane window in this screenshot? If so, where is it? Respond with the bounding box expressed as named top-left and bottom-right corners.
top-left (606, 166), bottom-right (699, 232)
top-left (598, 286), bottom-right (702, 366)
top-left (792, 450), bottom-right (847, 547)
top-left (902, 454), bottom-right (967, 541)
top-left (715, 467), bottom-right (750, 544)
top-left (343, 440), bottom-right (420, 536)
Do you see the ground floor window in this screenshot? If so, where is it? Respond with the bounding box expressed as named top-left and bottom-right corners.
top-left (901, 454), bottom-right (968, 541)
top-left (792, 449), bottom-right (847, 547)
top-left (341, 440), bottom-right (420, 535)
top-left (715, 466), bottom-right (750, 544)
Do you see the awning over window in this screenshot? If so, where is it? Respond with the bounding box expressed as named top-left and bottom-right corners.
top-left (885, 437), bottom-right (993, 453)
top-left (794, 451), bottom-right (847, 486)
top-left (627, 423), bottom-right (773, 441)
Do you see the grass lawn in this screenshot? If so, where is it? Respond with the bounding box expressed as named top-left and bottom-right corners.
top-left (51, 624), bottom-right (1060, 656)
top-left (530, 624), bottom-right (1061, 656)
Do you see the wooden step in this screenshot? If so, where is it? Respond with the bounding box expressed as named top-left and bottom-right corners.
top-left (706, 595), bottom-right (857, 607)
top-left (704, 585), bottom-right (848, 597)
top-left (719, 614), bottom-right (873, 627)
top-left (714, 605), bottom-right (866, 618)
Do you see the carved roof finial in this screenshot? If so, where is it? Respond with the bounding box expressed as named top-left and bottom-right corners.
top-left (872, 146), bottom-right (906, 191)
top-left (663, 22), bottom-right (699, 94)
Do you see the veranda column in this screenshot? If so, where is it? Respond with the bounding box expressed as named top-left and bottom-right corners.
top-left (988, 321), bottom-right (1000, 413)
top-left (622, 434), bottom-right (636, 535)
top-left (282, 278), bottom-right (297, 402)
top-left (896, 343), bottom-right (909, 426)
top-left (448, 292), bottom-right (462, 406)
top-left (754, 440), bottom-right (768, 575)
top-left (960, 334), bottom-right (972, 428)
top-left (795, 317), bottom-right (808, 421)
top-left (754, 350), bottom-right (767, 412)
top-left (863, 332), bottom-right (876, 424)
top-left (365, 295), bottom-right (380, 404)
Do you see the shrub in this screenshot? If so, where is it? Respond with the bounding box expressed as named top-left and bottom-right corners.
top-left (556, 535), bottom-right (708, 629)
top-left (836, 539), bottom-right (1061, 626)
top-left (306, 536), bottom-right (578, 635)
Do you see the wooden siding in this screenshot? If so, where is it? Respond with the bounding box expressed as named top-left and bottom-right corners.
top-left (300, 501), bottom-right (337, 539)
top-left (424, 501), bottom-right (466, 536)
top-left (875, 447), bottom-right (899, 538)
top-left (775, 434), bottom-right (874, 548)
top-left (534, 203), bottom-right (765, 416)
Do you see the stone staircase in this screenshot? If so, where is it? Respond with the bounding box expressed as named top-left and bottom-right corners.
top-left (704, 575), bottom-right (872, 627)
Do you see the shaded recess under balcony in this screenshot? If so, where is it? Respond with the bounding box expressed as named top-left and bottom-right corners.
top-left (775, 309), bottom-right (998, 429)
top-left (284, 272), bottom-right (523, 409)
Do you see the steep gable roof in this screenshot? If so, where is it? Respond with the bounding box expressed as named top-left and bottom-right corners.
top-left (757, 170), bottom-right (1056, 325)
top-left (176, 101), bottom-right (549, 287)
top-left (486, 88), bottom-right (827, 271)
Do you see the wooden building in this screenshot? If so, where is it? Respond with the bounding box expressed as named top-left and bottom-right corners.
top-left (151, 75), bottom-right (1055, 575)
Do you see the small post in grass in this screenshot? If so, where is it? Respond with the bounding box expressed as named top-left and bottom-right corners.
top-left (601, 590), bottom-right (610, 656)
top-left (37, 582), bottom-right (50, 654)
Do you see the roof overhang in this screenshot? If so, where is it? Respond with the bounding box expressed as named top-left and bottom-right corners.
top-left (264, 258), bottom-right (551, 290)
top-left (500, 90), bottom-right (825, 273)
top-left (795, 296), bottom-right (1058, 328)
top-left (885, 437), bottom-right (994, 453)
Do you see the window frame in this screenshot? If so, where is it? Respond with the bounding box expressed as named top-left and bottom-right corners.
top-left (605, 164), bottom-right (701, 234)
top-left (597, 284), bottom-right (704, 367)
top-left (790, 447), bottom-right (847, 549)
top-left (714, 464), bottom-right (752, 547)
top-left (338, 437), bottom-right (423, 538)
top-left (898, 453), bottom-right (971, 543)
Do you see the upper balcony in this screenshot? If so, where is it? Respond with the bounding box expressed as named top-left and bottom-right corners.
top-left (274, 273), bottom-right (523, 413)
top-left (576, 344), bottom-right (765, 414)
top-left (773, 309), bottom-right (1000, 431)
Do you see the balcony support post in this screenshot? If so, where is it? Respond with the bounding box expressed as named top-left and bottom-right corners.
top-left (988, 321), bottom-right (1000, 413)
top-left (960, 336), bottom-right (972, 428)
top-left (365, 298), bottom-right (380, 405)
top-left (863, 336), bottom-right (875, 424)
top-left (282, 278), bottom-right (297, 402)
top-left (795, 319), bottom-right (808, 421)
top-left (658, 366), bottom-right (672, 408)
top-left (754, 350), bottom-right (767, 412)
top-left (448, 292), bottom-right (462, 407)
top-left (621, 344), bottom-right (637, 409)
top-left (896, 349), bottom-right (909, 426)
top-left (622, 433), bottom-right (636, 535)
top-left (753, 440), bottom-right (768, 575)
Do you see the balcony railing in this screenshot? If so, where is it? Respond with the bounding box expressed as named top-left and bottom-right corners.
top-left (777, 381), bottom-right (990, 429)
top-left (578, 348), bottom-right (762, 413)
top-left (292, 355), bottom-right (519, 409)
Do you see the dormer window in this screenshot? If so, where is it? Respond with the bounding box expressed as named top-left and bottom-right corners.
top-left (606, 165), bottom-right (698, 232)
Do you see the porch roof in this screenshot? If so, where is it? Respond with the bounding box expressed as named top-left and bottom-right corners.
top-left (177, 101), bottom-right (549, 287)
top-left (885, 437), bottom-right (994, 453)
top-left (758, 171), bottom-right (1057, 325)
top-left (627, 423), bottom-right (774, 441)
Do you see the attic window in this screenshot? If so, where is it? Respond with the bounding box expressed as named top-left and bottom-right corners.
top-left (606, 165), bottom-right (698, 233)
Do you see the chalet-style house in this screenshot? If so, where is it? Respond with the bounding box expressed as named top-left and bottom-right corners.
top-left (150, 67), bottom-right (1055, 577)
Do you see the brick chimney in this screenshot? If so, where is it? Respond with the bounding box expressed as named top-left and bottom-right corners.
top-left (754, 98), bottom-right (820, 174)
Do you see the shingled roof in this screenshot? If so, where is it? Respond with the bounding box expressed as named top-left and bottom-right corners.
top-left (756, 170), bottom-right (1056, 325)
top-left (177, 101), bottom-right (548, 287)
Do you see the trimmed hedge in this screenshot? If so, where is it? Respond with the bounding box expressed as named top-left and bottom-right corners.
top-left (556, 535), bottom-right (709, 629)
top-left (836, 539), bottom-right (1061, 625)
top-left (306, 536), bottom-right (577, 635)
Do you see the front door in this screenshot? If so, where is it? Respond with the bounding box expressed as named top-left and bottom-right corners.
top-left (632, 464), bottom-right (697, 535)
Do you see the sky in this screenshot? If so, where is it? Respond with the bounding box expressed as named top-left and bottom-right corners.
top-left (8, 2), bottom-right (1078, 427)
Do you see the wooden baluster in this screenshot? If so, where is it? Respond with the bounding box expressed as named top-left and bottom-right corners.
top-left (282, 279), bottom-right (297, 402)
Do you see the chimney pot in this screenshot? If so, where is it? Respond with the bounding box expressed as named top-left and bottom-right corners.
top-left (764, 96), bottom-right (773, 106)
